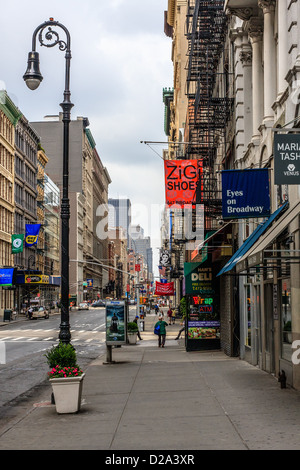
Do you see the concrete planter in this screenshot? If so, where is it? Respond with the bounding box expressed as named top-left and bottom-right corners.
top-left (50, 373), bottom-right (85, 414)
top-left (127, 332), bottom-right (137, 344)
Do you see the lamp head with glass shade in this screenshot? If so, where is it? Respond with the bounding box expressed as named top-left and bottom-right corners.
top-left (23, 51), bottom-right (43, 90)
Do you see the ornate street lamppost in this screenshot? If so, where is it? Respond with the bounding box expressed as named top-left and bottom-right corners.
top-left (23, 19), bottom-right (73, 343)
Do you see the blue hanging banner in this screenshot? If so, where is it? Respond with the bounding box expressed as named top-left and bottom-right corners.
top-left (222, 169), bottom-right (270, 219)
top-left (25, 224), bottom-right (41, 247)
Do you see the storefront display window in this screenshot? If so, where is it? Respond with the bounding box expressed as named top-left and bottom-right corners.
top-left (281, 279), bottom-right (291, 361)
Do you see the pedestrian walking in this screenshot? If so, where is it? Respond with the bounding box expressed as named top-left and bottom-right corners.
top-left (133, 316), bottom-right (142, 340)
top-left (167, 307), bottom-right (172, 325)
top-left (154, 315), bottom-right (168, 348)
top-left (175, 311), bottom-right (186, 339)
top-left (171, 309), bottom-right (176, 324)
top-left (27, 306), bottom-right (33, 320)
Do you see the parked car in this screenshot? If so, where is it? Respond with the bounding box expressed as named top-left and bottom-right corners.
top-left (31, 306), bottom-right (49, 320)
top-left (91, 300), bottom-right (106, 307)
top-left (78, 302), bottom-right (89, 310)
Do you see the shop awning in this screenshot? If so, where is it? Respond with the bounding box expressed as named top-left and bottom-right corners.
top-left (245, 200), bottom-right (300, 269)
top-left (217, 202), bottom-right (288, 276)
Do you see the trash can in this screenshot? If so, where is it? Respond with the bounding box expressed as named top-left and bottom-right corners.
top-left (3, 309), bottom-right (12, 322)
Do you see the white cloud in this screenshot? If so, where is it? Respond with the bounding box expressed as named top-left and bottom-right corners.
top-left (0, 0), bottom-right (172, 276)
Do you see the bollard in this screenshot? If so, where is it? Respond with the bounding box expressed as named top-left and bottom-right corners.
top-left (278, 370), bottom-right (287, 389)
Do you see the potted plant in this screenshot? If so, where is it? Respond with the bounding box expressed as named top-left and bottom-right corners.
top-left (127, 321), bottom-right (139, 344)
top-left (45, 342), bottom-right (85, 414)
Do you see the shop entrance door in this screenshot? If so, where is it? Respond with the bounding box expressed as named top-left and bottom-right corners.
top-left (264, 283), bottom-right (275, 373)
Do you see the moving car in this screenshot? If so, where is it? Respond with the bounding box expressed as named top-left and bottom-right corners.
top-left (91, 300), bottom-right (106, 307)
top-left (78, 302), bottom-right (89, 310)
top-left (31, 306), bottom-right (49, 320)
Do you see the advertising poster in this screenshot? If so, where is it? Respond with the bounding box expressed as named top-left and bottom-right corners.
top-left (221, 169), bottom-right (270, 219)
top-left (187, 296), bottom-right (220, 341)
top-left (164, 159), bottom-right (202, 208)
top-left (106, 301), bottom-right (126, 345)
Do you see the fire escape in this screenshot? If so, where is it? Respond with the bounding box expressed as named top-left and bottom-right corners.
top-left (185, 0), bottom-right (234, 228)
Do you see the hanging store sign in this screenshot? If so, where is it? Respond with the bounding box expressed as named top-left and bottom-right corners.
top-left (154, 281), bottom-right (174, 296)
top-left (25, 224), bottom-right (41, 247)
top-left (11, 234), bottom-right (24, 254)
top-left (159, 249), bottom-right (171, 267)
top-left (222, 169), bottom-right (270, 219)
top-left (164, 159), bottom-right (202, 207)
top-left (274, 133), bottom-right (300, 184)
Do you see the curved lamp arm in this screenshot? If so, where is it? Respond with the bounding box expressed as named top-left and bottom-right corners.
top-left (23, 18), bottom-right (72, 99)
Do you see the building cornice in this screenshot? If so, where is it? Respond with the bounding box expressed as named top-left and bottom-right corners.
top-left (0, 90), bottom-right (22, 126)
top-left (167, 0), bottom-right (176, 27)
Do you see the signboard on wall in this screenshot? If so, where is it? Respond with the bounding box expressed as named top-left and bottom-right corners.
top-left (187, 295), bottom-right (220, 341)
top-left (184, 261), bottom-right (220, 351)
top-left (184, 262), bottom-right (215, 295)
top-left (274, 133), bottom-right (300, 184)
top-left (0, 268), bottom-right (15, 287)
top-left (222, 169), bottom-right (270, 219)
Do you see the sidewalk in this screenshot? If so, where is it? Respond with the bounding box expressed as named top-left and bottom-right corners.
top-left (1, 312), bottom-right (300, 451)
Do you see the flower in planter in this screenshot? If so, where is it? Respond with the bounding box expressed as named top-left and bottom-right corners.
top-left (48, 365), bottom-right (84, 379)
top-left (44, 342), bottom-right (83, 378)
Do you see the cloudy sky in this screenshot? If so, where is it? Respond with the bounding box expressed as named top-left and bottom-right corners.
top-left (0, 0), bottom-right (173, 276)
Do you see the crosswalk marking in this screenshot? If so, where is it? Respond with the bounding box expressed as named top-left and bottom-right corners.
top-left (0, 326), bottom-right (105, 345)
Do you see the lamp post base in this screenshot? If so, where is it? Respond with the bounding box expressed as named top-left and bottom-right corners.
top-left (59, 322), bottom-right (71, 344)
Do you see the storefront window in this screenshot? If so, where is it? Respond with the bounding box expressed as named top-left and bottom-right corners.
top-left (281, 278), bottom-right (291, 361)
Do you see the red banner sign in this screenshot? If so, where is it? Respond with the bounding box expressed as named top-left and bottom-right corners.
top-left (154, 281), bottom-right (174, 296)
top-left (164, 159), bottom-right (202, 207)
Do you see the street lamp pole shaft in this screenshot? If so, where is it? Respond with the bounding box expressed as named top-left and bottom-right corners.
top-left (59, 30), bottom-right (73, 344)
top-left (25, 19), bottom-right (73, 343)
